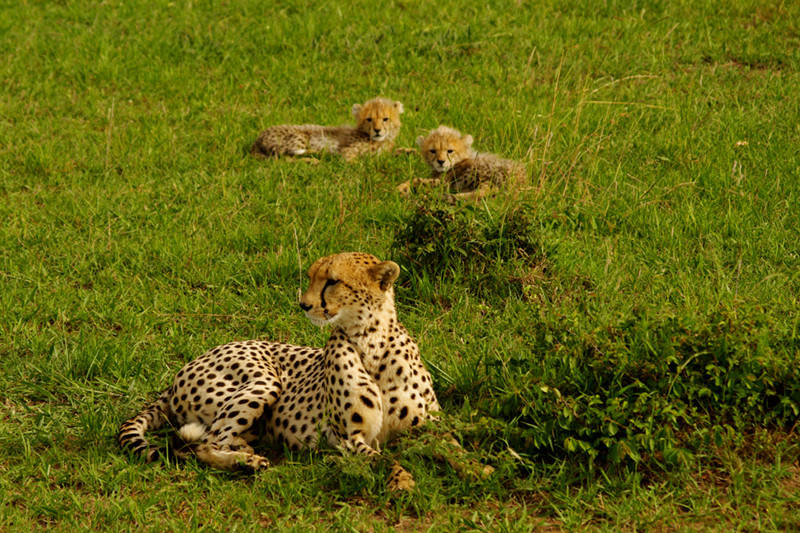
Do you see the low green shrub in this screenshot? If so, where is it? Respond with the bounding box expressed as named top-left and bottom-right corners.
top-left (390, 203), bottom-right (546, 301)
top-left (483, 302), bottom-right (800, 466)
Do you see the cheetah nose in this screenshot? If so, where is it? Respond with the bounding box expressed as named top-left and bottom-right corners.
top-left (299, 302), bottom-right (312, 312)
top-left (373, 129), bottom-right (382, 135)
top-left (437, 159), bottom-right (445, 165)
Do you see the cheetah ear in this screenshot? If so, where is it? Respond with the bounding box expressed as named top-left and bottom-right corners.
top-left (351, 104), bottom-right (362, 120)
top-left (394, 101), bottom-right (404, 114)
top-left (368, 261), bottom-right (400, 291)
top-left (462, 134), bottom-right (474, 149)
top-left (416, 135), bottom-right (425, 148)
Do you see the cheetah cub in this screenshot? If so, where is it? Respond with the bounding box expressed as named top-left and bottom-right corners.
top-left (397, 125), bottom-right (525, 203)
top-left (250, 97), bottom-right (406, 162)
top-left (119, 253), bottom-right (447, 491)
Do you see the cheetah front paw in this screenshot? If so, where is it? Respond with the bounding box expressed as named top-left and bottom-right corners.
top-left (396, 181), bottom-right (412, 196)
top-left (394, 147), bottom-right (418, 155)
top-left (387, 463), bottom-right (415, 492)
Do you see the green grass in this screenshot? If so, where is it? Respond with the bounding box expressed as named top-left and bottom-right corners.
top-left (2, 0), bottom-right (800, 530)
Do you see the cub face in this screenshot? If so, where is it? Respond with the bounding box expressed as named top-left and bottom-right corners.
top-left (352, 98), bottom-right (404, 142)
top-left (298, 252), bottom-right (400, 328)
top-left (417, 126), bottom-right (475, 173)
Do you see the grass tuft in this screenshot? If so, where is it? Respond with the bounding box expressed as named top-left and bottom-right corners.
top-left (391, 203), bottom-right (547, 301)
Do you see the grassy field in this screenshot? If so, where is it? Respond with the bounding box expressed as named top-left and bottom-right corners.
top-left (2, 0), bottom-right (799, 530)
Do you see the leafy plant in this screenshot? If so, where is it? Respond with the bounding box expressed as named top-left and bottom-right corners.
top-left (481, 302), bottom-right (800, 466)
top-left (390, 203), bottom-right (547, 301)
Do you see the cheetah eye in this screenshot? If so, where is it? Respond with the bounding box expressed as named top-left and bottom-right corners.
top-left (429, 149), bottom-right (436, 154)
top-left (447, 149), bottom-right (454, 154)
top-left (323, 279), bottom-right (339, 290)
top-left (366, 118), bottom-right (373, 122)
top-left (382, 117), bottom-right (388, 122)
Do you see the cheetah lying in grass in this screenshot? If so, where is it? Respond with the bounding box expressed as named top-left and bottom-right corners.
top-left (397, 125), bottom-right (525, 203)
top-left (119, 252), bottom-right (489, 491)
top-left (250, 97), bottom-right (408, 162)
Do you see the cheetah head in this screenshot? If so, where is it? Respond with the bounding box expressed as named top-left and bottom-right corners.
top-left (352, 97), bottom-right (404, 143)
top-left (417, 125), bottom-right (475, 173)
top-left (299, 252), bottom-right (400, 328)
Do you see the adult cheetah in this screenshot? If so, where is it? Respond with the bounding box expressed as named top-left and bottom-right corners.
top-left (119, 252), bottom-right (445, 490)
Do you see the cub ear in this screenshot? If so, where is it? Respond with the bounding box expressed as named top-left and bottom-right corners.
top-left (351, 104), bottom-right (362, 120)
top-left (394, 101), bottom-right (404, 114)
top-left (416, 135), bottom-right (425, 148)
top-left (368, 261), bottom-right (400, 291)
top-left (462, 134), bottom-right (474, 148)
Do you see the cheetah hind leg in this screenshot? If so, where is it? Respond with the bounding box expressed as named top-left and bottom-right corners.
top-left (174, 422), bottom-right (269, 471)
top-left (290, 156), bottom-right (321, 165)
top-left (193, 442), bottom-right (270, 472)
top-left (182, 376), bottom-right (282, 472)
top-left (251, 147), bottom-right (320, 165)
top-left (443, 182), bottom-right (499, 204)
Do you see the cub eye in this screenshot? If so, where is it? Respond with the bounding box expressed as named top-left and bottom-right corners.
top-left (447, 149), bottom-right (454, 154)
top-left (382, 117), bottom-right (388, 122)
top-left (366, 118), bottom-right (373, 122)
top-left (429, 149), bottom-right (436, 154)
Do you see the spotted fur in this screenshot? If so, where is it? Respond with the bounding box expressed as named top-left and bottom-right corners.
top-left (118, 252), bottom-right (439, 491)
top-left (397, 125), bottom-right (525, 202)
top-left (250, 98), bottom-right (404, 162)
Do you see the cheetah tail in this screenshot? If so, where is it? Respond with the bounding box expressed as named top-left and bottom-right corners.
top-left (118, 387), bottom-right (172, 462)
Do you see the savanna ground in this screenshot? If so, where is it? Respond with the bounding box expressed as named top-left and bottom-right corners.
top-left (1, 0), bottom-right (799, 530)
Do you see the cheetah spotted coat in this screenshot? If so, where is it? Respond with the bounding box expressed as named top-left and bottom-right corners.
top-left (118, 252), bottom-right (438, 490)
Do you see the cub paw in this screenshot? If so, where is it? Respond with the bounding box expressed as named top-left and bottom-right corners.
top-left (396, 181), bottom-right (412, 196)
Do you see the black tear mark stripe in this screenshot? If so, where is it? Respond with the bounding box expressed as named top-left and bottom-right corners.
top-left (320, 279), bottom-right (338, 309)
top-left (320, 279), bottom-right (356, 309)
